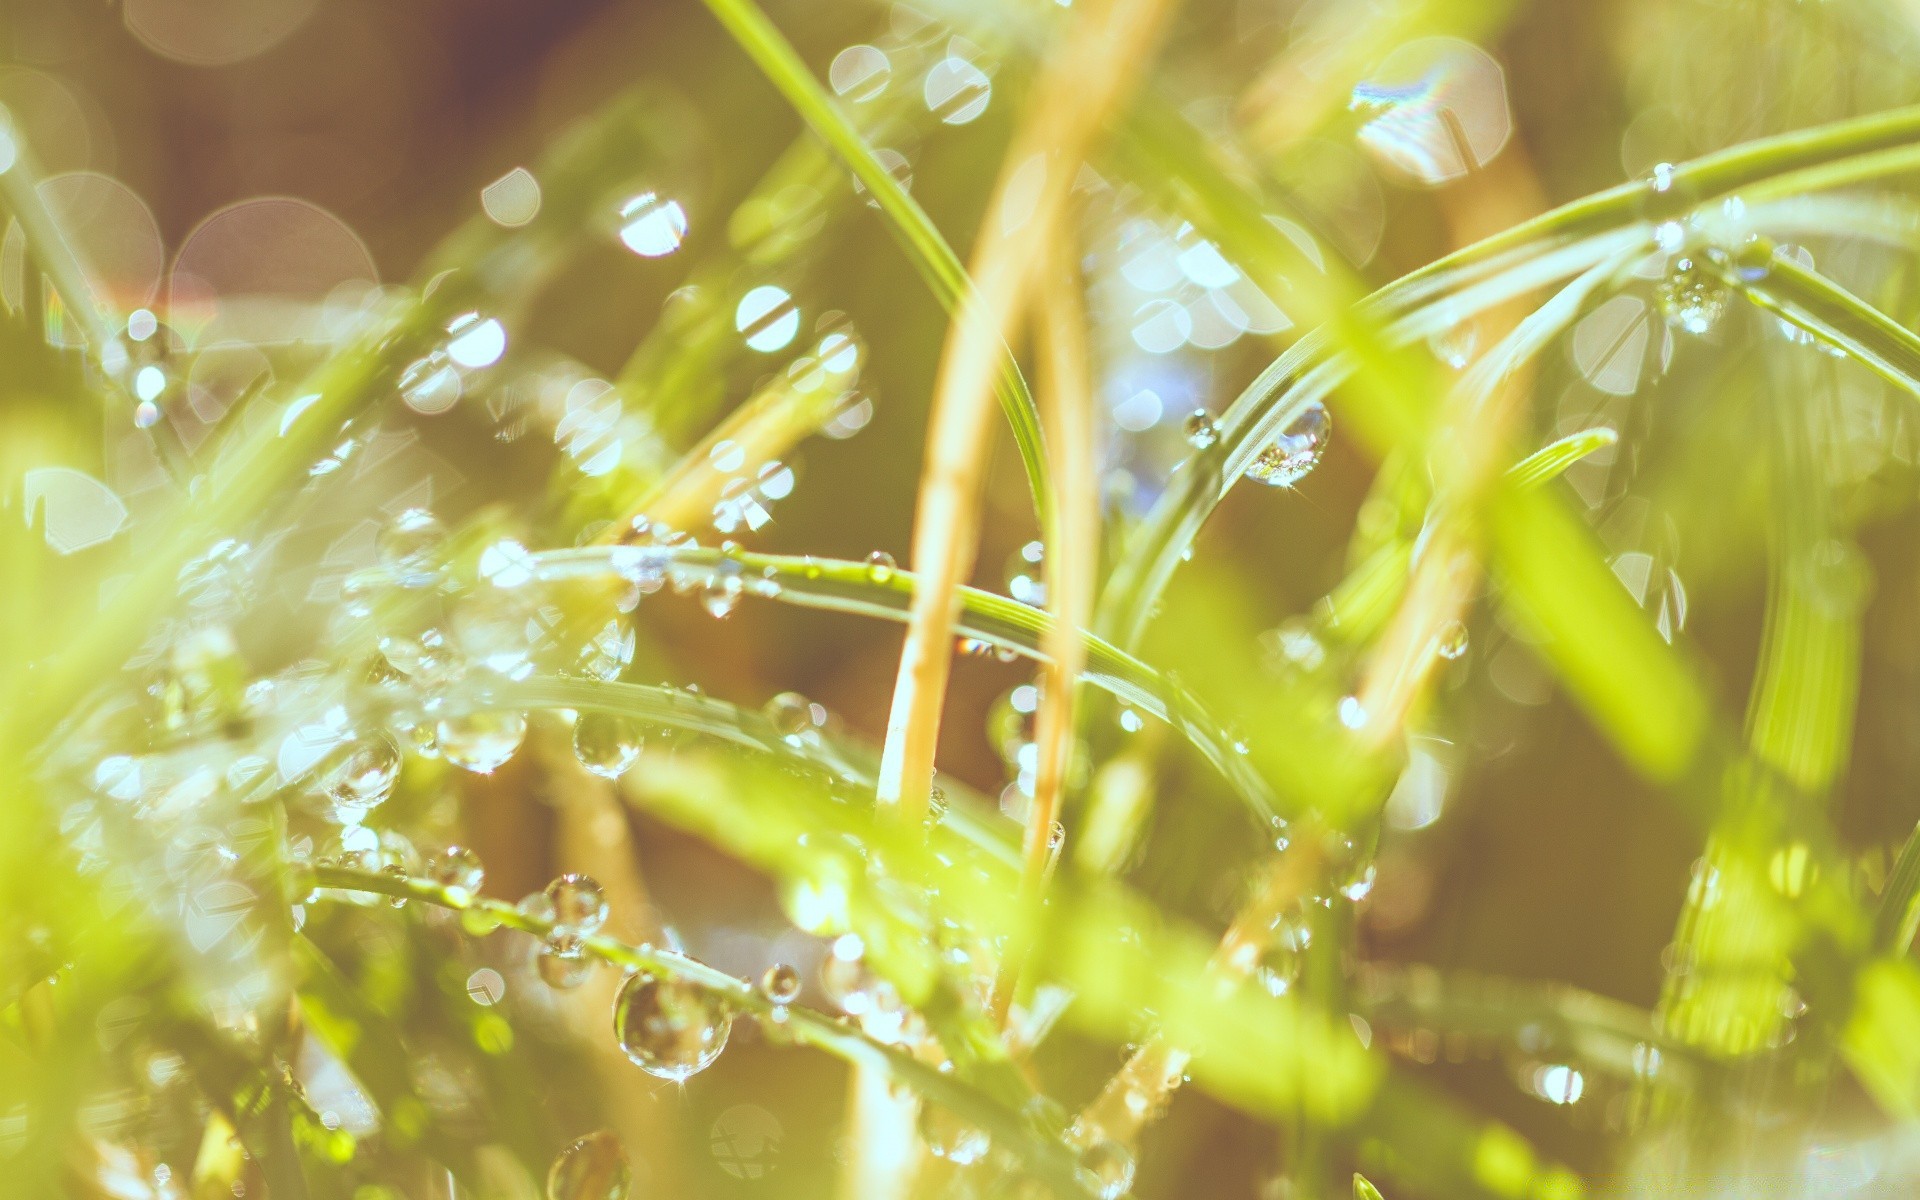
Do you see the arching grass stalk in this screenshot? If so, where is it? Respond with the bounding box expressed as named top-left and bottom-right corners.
top-left (520, 546), bottom-right (1285, 824)
top-left (691, 0), bottom-right (1052, 526)
top-left (305, 864), bottom-right (1093, 1196)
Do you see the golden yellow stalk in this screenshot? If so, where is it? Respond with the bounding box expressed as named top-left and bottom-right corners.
top-left (874, 0), bottom-right (1182, 830)
top-left (1072, 833), bottom-right (1323, 1149)
top-left (597, 348), bottom-right (856, 544)
top-left (991, 232), bottom-right (1098, 1021)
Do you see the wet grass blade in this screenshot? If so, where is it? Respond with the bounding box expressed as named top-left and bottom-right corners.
top-left (694, 0), bottom-right (1052, 526)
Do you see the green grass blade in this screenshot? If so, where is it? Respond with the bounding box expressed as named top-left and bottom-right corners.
top-left (525, 545), bottom-right (1284, 824)
top-left (694, 0), bottom-right (1051, 525)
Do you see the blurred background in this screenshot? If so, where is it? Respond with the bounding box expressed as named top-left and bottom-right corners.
top-left (12, 0), bottom-right (1920, 1196)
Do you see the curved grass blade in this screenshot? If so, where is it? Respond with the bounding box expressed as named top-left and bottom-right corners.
top-left (308, 864), bottom-right (1091, 1196)
top-left (694, 0), bottom-right (1051, 525)
top-left (527, 545), bottom-right (1285, 824)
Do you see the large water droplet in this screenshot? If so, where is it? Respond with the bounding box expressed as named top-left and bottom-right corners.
top-left (427, 846), bottom-right (485, 897)
top-left (436, 711), bottom-right (527, 774)
top-left (1655, 256), bottom-right (1729, 335)
top-left (574, 712), bottom-right (644, 779)
top-left (546, 873), bottom-right (608, 942)
top-left (612, 973), bottom-right (733, 1081)
top-left (1183, 409), bottom-right (1219, 450)
top-left (1243, 402), bottom-right (1330, 488)
top-left (759, 963), bottom-right (800, 1005)
top-left (864, 550), bottom-right (896, 583)
top-left (318, 733), bottom-right (402, 816)
top-left (764, 691), bottom-right (825, 742)
top-left (547, 1130), bottom-right (632, 1200)
top-left (377, 507), bottom-right (446, 587)
top-left (1078, 1138), bottom-right (1136, 1199)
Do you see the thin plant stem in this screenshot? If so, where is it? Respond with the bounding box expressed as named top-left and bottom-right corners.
top-left (692, 0), bottom-right (1053, 523)
top-left (304, 864), bottom-right (1091, 1196)
top-left (992, 225), bottom-right (1099, 1022)
top-left (874, 0), bottom-right (1182, 830)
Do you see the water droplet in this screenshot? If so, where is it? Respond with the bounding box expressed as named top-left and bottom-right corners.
top-left (546, 874), bottom-right (608, 943)
top-left (921, 1106), bottom-right (991, 1164)
top-left (427, 846), bottom-right (485, 897)
top-left (574, 712), bottom-right (644, 779)
top-left (547, 1130), bottom-right (632, 1200)
top-left (612, 973), bottom-right (733, 1081)
top-left (864, 550), bottom-right (896, 583)
top-left (1183, 409), bottom-right (1219, 450)
top-left (539, 948), bottom-right (593, 989)
top-left (1078, 1138), bottom-right (1136, 1199)
top-left (574, 617), bottom-right (636, 682)
top-left (1243, 401), bottom-right (1330, 488)
top-left (318, 733), bottom-right (402, 816)
top-left (1429, 319), bottom-right (1477, 369)
top-left (1435, 621), bottom-right (1469, 660)
top-left (759, 963), bottom-right (801, 1005)
top-left (618, 192), bottom-right (688, 258)
top-left (1655, 256), bottom-right (1729, 335)
top-left (436, 710), bottom-right (527, 774)
top-left (377, 507), bottom-right (446, 587)
top-left (764, 691), bottom-right (824, 741)
top-left (400, 351), bottom-right (462, 414)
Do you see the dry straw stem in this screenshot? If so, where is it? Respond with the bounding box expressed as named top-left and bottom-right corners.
top-left (990, 229), bottom-right (1101, 1020)
top-left (875, 0), bottom-right (1182, 826)
top-left (1073, 832), bottom-right (1323, 1149)
top-left (598, 357), bottom-right (847, 542)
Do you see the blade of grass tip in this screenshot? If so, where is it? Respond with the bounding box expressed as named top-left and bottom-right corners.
top-left (692, 0), bottom-right (1051, 524)
top-left (873, 0), bottom-right (1181, 830)
top-left (992, 226), bottom-right (1100, 1022)
top-left (1503, 427), bottom-right (1618, 491)
top-left (0, 109), bottom-right (195, 479)
top-left (304, 865), bottom-right (1092, 1196)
